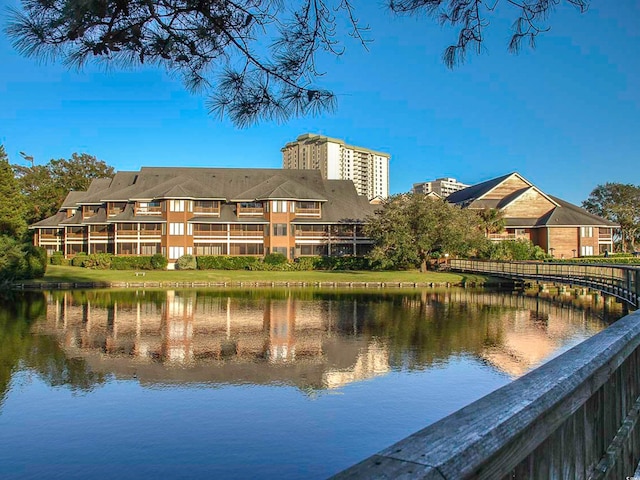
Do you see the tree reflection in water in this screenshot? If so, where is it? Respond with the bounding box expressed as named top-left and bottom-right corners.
top-left (0, 287), bottom-right (621, 401)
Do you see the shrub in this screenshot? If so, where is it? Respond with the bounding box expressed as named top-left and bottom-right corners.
top-left (0, 237), bottom-right (47, 281)
top-left (292, 257), bottom-right (323, 271)
top-left (151, 253), bottom-right (168, 270)
top-left (110, 256), bottom-right (153, 270)
top-left (263, 253), bottom-right (288, 265)
top-left (82, 253), bottom-right (113, 269)
top-left (317, 255), bottom-right (374, 270)
top-left (71, 252), bottom-right (88, 267)
top-left (176, 254), bottom-right (197, 270)
top-left (24, 245), bottom-right (47, 278)
top-left (50, 251), bottom-right (67, 265)
top-left (197, 256), bottom-right (261, 270)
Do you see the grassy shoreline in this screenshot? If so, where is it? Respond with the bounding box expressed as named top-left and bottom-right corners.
top-left (19, 265), bottom-right (496, 287)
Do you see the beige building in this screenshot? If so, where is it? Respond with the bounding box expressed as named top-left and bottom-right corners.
top-left (412, 177), bottom-right (469, 197)
top-left (281, 133), bottom-right (390, 200)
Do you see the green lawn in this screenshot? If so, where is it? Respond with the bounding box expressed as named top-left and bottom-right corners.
top-left (30, 265), bottom-right (493, 285)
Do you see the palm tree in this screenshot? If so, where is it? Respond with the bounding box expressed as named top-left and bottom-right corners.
top-left (478, 208), bottom-right (505, 237)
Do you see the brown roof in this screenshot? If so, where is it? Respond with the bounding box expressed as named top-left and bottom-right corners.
top-left (31, 167), bottom-right (374, 227)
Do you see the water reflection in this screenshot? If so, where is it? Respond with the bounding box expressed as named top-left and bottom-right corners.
top-left (22, 288), bottom-right (620, 392)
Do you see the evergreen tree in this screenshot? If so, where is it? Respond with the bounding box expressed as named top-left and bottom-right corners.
top-left (0, 146), bottom-right (27, 238)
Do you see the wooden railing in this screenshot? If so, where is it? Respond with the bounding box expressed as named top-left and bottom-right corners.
top-left (449, 259), bottom-right (639, 308)
top-left (335, 308), bottom-right (640, 479)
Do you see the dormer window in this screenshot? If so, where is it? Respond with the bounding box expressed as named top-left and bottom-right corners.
top-left (296, 201), bottom-right (321, 217)
top-left (238, 202), bottom-right (263, 216)
top-left (136, 201), bottom-right (161, 215)
top-left (194, 200), bottom-right (220, 215)
top-left (82, 205), bottom-right (100, 218)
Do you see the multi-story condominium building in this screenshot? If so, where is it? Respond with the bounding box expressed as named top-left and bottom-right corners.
top-left (281, 133), bottom-right (390, 201)
top-left (30, 168), bottom-right (376, 263)
top-left (412, 177), bottom-right (469, 197)
top-left (447, 173), bottom-right (617, 258)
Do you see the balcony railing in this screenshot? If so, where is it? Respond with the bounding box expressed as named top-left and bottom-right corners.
top-left (295, 208), bottom-right (321, 216)
top-left (139, 229), bottom-right (162, 236)
top-left (194, 231), bottom-right (227, 237)
top-left (193, 206), bottom-right (221, 215)
top-left (295, 230), bottom-right (328, 237)
top-left (237, 208), bottom-right (264, 216)
top-left (39, 233), bottom-right (60, 240)
top-left (229, 230), bottom-right (264, 237)
top-left (135, 207), bottom-right (162, 215)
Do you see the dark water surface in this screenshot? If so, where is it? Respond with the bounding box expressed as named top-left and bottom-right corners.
top-left (0, 288), bottom-right (621, 479)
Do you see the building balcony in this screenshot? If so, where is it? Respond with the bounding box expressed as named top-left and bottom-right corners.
top-left (295, 208), bottom-right (321, 217)
top-left (229, 230), bottom-right (264, 237)
top-left (295, 231), bottom-right (328, 238)
top-left (237, 208), bottom-right (264, 216)
top-left (193, 231), bottom-right (227, 238)
top-left (193, 207), bottom-right (221, 215)
top-left (140, 230), bottom-right (162, 236)
top-left (135, 207), bottom-right (162, 215)
top-left (65, 233), bottom-right (85, 240)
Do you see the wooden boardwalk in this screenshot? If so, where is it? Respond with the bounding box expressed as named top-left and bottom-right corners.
top-left (449, 259), bottom-right (640, 308)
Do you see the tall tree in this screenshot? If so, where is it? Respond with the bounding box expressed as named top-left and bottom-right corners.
top-left (583, 183), bottom-right (640, 252)
top-left (6, 0), bottom-right (589, 126)
top-left (0, 145), bottom-right (28, 238)
top-left (365, 194), bottom-right (486, 272)
top-left (14, 153), bottom-right (114, 224)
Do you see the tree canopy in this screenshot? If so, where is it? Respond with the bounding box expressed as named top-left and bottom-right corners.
top-left (14, 153), bottom-right (115, 224)
top-left (6, 0), bottom-right (589, 126)
top-left (365, 193), bottom-right (486, 272)
top-left (583, 183), bottom-right (640, 252)
top-left (0, 145), bottom-right (28, 238)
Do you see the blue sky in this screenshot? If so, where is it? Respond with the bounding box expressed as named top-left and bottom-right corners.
top-left (1, 2), bottom-right (639, 204)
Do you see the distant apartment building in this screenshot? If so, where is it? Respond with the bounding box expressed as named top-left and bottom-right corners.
top-left (412, 177), bottom-right (469, 198)
top-left (281, 133), bottom-right (389, 201)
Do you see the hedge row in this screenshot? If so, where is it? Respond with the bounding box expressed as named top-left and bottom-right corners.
top-left (53, 253), bottom-right (377, 271)
top-left (56, 252), bottom-right (169, 270)
top-left (195, 255), bottom-right (375, 271)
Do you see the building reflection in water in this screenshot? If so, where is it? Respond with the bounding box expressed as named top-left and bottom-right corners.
top-left (34, 289), bottom-right (616, 391)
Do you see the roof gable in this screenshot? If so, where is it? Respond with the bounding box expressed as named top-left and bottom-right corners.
top-left (232, 175), bottom-right (327, 202)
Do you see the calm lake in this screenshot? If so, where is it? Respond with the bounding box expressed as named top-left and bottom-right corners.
top-left (0, 288), bottom-right (622, 479)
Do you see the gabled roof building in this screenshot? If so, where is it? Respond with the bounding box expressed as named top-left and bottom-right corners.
top-left (447, 173), bottom-right (617, 258)
top-left (31, 167), bottom-right (376, 263)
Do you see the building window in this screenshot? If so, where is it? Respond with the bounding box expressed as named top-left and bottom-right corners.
top-left (140, 243), bottom-right (161, 255)
top-left (581, 245), bottom-right (594, 256)
top-left (170, 200), bottom-right (186, 212)
top-left (169, 246), bottom-right (185, 259)
top-left (170, 223), bottom-right (185, 235)
top-left (272, 246), bottom-right (287, 256)
top-left (273, 223), bottom-right (288, 236)
top-left (580, 227), bottom-right (593, 237)
top-left (272, 200), bottom-right (287, 213)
